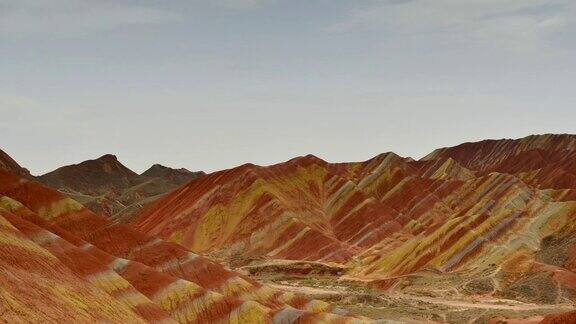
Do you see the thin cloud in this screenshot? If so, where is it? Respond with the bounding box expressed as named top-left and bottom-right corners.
top-left (0, 0), bottom-right (182, 37)
top-left (210, 0), bottom-right (274, 10)
top-left (330, 0), bottom-right (574, 39)
top-left (326, 0), bottom-right (575, 62)
top-left (0, 94), bottom-right (39, 110)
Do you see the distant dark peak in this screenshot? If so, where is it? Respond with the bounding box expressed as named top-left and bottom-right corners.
top-left (97, 154), bottom-right (119, 162)
top-left (142, 163), bottom-right (170, 174)
top-left (88, 154), bottom-right (128, 173)
top-left (141, 163), bottom-right (204, 179)
top-left (146, 164), bottom-right (189, 172)
top-left (305, 154), bottom-right (322, 160)
top-left (41, 153), bottom-right (137, 179)
top-left (143, 164), bottom-right (166, 172)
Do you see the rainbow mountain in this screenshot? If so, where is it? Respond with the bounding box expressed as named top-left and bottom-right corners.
top-left (134, 134), bottom-right (576, 305)
top-left (0, 151), bottom-right (362, 323)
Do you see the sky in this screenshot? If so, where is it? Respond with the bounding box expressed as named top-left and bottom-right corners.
top-left (1, 0), bottom-right (575, 175)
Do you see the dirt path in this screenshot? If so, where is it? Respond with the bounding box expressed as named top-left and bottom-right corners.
top-left (394, 293), bottom-right (576, 312)
top-left (268, 283), bottom-right (346, 295)
top-left (272, 281), bottom-right (576, 313)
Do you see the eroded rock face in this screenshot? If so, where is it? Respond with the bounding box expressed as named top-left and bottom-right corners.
top-left (0, 168), bottom-right (358, 323)
top-left (133, 134), bottom-right (576, 305)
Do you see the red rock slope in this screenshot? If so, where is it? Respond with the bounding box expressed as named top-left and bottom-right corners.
top-left (133, 134), bottom-right (576, 305)
top-left (0, 166), bottom-right (360, 323)
top-left (132, 152), bottom-right (470, 265)
top-left (0, 148), bottom-right (31, 179)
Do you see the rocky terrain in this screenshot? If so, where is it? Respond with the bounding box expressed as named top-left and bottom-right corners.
top-left (37, 154), bottom-right (205, 220)
top-left (0, 155), bottom-right (358, 323)
top-left (133, 134), bottom-right (576, 322)
top-left (1, 133), bottom-right (575, 323)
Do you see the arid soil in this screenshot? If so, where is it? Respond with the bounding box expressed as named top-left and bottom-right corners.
top-left (249, 266), bottom-right (575, 323)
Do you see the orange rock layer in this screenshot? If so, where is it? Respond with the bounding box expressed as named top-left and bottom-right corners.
top-left (0, 169), bottom-right (360, 323)
top-left (134, 134), bottom-right (576, 307)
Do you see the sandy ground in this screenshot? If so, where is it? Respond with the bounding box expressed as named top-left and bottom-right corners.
top-left (267, 279), bottom-right (576, 323)
top-left (393, 293), bottom-right (575, 311)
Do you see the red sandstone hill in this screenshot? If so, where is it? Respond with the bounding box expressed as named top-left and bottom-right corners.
top-left (133, 134), bottom-right (576, 309)
top-left (422, 133), bottom-right (576, 172)
top-left (0, 157), bottom-right (358, 322)
top-left (0, 148), bottom-right (31, 179)
top-left (38, 154), bottom-right (204, 219)
top-left (2, 134), bottom-right (576, 322)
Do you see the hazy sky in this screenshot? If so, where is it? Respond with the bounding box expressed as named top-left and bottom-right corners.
top-left (1, 0), bottom-right (575, 175)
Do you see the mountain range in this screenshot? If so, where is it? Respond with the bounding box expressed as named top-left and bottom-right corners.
top-left (131, 134), bottom-right (576, 322)
top-left (0, 151), bottom-right (358, 323)
top-left (1, 134), bottom-right (575, 323)
top-left (31, 154), bottom-right (205, 220)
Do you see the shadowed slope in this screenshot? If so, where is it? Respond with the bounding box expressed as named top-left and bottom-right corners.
top-left (39, 154), bottom-right (140, 195)
top-left (38, 154), bottom-right (204, 219)
top-left (142, 164), bottom-right (205, 186)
